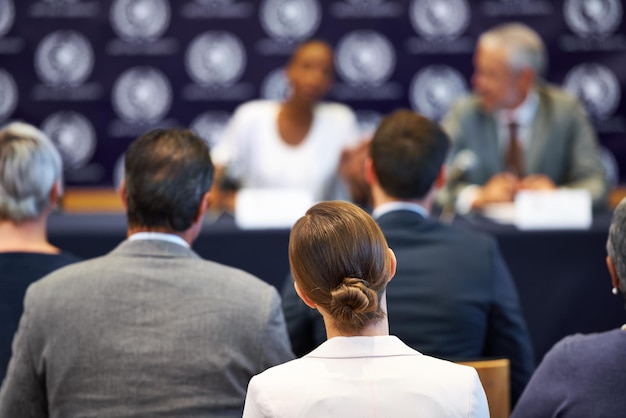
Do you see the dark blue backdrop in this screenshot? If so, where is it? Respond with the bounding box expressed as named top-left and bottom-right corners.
top-left (0, 0), bottom-right (624, 187)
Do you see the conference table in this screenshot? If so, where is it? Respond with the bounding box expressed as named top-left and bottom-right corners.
top-left (47, 210), bottom-right (624, 363)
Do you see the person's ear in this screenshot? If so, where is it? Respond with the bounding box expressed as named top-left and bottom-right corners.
top-left (118, 179), bottom-right (128, 210)
top-left (387, 248), bottom-right (397, 284)
top-left (294, 281), bottom-right (317, 309)
top-left (518, 67), bottom-right (535, 92)
top-left (193, 191), bottom-right (212, 224)
top-left (49, 180), bottom-right (61, 207)
top-left (607, 256), bottom-right (621, 291)
top-left (434, 165), bottom-right (446, 190)
top-left (364, 157), bottom-right (377, 187)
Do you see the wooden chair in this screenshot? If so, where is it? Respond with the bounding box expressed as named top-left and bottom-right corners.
top-left (458, 358), bottom-right (510, 418)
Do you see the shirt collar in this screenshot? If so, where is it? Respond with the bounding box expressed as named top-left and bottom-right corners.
top-left (128, 232), bottom-right (190, 248)
top-left (372, 201), bottom-right (429, 220)
top-left (496, 88), bottom-right (539, 126)
top-left (306, 335), bottom-right (420, 359)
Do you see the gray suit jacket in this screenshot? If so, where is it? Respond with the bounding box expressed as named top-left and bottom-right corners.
top-left (442, 85), bottom-right (608, 208)
top-left (0, 239), bottom-right (294, 418)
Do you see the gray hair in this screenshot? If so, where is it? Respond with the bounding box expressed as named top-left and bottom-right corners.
top-left (607, 198), bottom-right (626, 290)
top-left (0, 122), bottom-right (63, 221)
top-left (479, 23), bottom-right (547, 78)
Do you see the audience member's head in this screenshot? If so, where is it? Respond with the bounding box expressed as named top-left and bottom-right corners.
top-left (289, 201), bottom-right (395, 334)
top-left (607, 198), bottom-right (626, 293)
top-left (0, 122), bottom-right (63, 223)
top-left (474, 22), bottom-right (546, 111)
top-left (123, 128), bottom-right (213, 233)
top-left (286, 39), bottom-right (334, 105)
top-left (369, 109), bottom-right (450, 202)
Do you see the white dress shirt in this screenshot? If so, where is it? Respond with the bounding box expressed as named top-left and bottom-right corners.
top-left (456, 90), bottom-right (540, 214)
top-left (243, 335), bottom-right (489, 418)
top-left (128, 232), bottom-right (189, 248)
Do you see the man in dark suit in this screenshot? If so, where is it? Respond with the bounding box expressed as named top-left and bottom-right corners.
top-left (0, 128), bottom-right (294, 417)
top-left (283, 110), bottom-right (534, 405)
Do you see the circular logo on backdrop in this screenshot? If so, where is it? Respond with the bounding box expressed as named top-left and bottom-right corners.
top-left (336, 31), bottom-right (396, 86)
top-left (564, 0), bottom-right (622, 37)
top-left (0, 69), bottom-right (17, 121)
top-left (261, 67), bottom-right (291, 100)
top-left (409, 65), bottom-right (468, 120)
top-left (34, 31), bottom-right (94, 87)
top-left (410, 0), bottom-right (470, 39)
top-left (185, 32), bottom-right (246, 87)
top-left (41, 111), bottom-right (96, 169)
top-left (190, 111), bottom-right (231, 149)
top-left (564, 63), bottom-right (620, 119)
top-left (112, 67), bottom-right (172, 123)
top-left (260, 0), bottom-right (321, 40)
top-left (110, 0), bottom-right (171, 42)
top-left (0, 0), bottom-right (15, 38)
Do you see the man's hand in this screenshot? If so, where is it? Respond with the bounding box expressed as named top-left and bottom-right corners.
top-left (519, 174), bottom-right (557, 191)
top-left (473, 173), bottom-right (519, 209)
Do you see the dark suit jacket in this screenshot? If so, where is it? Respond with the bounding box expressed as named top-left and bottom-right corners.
top-left (282, 209), bottom-right (534, 405)
top-left (0, 239), bottom-right (294, 418)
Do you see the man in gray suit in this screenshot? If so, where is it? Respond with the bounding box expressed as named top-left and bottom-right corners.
top-left (0, 128), bottom-right (294, 417)
top-left (442, 23), bottom-right (607, 213)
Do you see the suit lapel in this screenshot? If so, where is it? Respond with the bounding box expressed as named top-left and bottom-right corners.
top-left (527, 87), bottom-right (551, 174)
top-left (479, 112), bottom-right (502, 177)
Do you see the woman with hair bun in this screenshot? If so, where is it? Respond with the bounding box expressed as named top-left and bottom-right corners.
top-left (243, 201), bottom-right (489, 418)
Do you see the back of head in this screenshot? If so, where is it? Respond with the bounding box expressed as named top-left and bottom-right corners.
top-left (0, 122), bottom-right (63, 222)
top-left (289, 201), bottom-right (392, 334)
top-left (607, 198), bottom-right (626, 290)
top-left (124, 128), bottom-right (214, 232)
top-left (371, 109), bottom-right (450, 200)
top-left (480, 22), bottom-right (547, 78)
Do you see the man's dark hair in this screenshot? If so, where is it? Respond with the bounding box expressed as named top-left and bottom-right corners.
top-left (371, 109), bottom-right (450, 199)
top-left (125, 128), bottom-right (214, 231)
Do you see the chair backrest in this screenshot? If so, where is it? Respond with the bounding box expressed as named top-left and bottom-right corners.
top-left (458, 358), bottom-right (510, 418)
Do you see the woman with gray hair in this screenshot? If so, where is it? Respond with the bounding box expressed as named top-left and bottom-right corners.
top-left (0, 122), bottom-right (80, 384)
top-left (511, 197), bottom-right (626, 417)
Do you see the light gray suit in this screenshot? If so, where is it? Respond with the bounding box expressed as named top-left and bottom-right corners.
top-left (442, 85), bottom-right (608, 208)
top-left (0, 239), bottom-right (294, 418)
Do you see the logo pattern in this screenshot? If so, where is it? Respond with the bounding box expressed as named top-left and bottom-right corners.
top-left (0, 0), bottom-right (14, 38)
top-left (409, 65), bottom-right (468, 120)
top-left (261, 67), bottom-right (291, 100)
top-left (190, 111), bottom-right (231, 148)
top-left (336, 30), bottom-right (395, 86)
top-left (260, 0), bottom-right (321, 40)
top-left (185, 31), bottom-right (246, 87)
top-left (0, 69), bottom-right (17, 121)
top-left (564, 63), bottom-right (620, 120)
top-left (34, 31), bottom-right (94, 87)
top-left (564, 0), bottom-right (622, 37)
top-left (110, 0), bottom-right (170, 42)
top-left (42, 111), bottom-right (96, 169)
top-left (112, 67), bottom-right (172, 123)
top-left (410, 0), bottom-right (470, 39)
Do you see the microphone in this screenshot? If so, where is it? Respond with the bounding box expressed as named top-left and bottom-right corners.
top-left (447, 149), bottom-right (477, 185)
top-left (439, 150), bottom-right (477, 223)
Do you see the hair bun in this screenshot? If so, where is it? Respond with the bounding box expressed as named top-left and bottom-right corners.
top-left (328, 277), bottom-right (379, 328)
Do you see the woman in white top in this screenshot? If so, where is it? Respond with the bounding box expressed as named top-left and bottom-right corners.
top-left (211, 40), bottom-right (362, 207)
top-left (243, 201), bottom-right (489, 418)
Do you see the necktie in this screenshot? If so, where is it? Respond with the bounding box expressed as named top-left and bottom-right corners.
top-left (504, 122), bottom-right (524, 177)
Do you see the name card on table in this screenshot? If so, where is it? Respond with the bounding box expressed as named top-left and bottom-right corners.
top-left (235, 188), bottom-right (315, 229)
top-left (514, 190), bottom-right (592, 230)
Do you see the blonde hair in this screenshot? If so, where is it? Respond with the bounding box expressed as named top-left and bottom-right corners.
top-left (289, 201), bottom-right (393, 333)
top-left (0, 122), bottom-right (63, 221)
